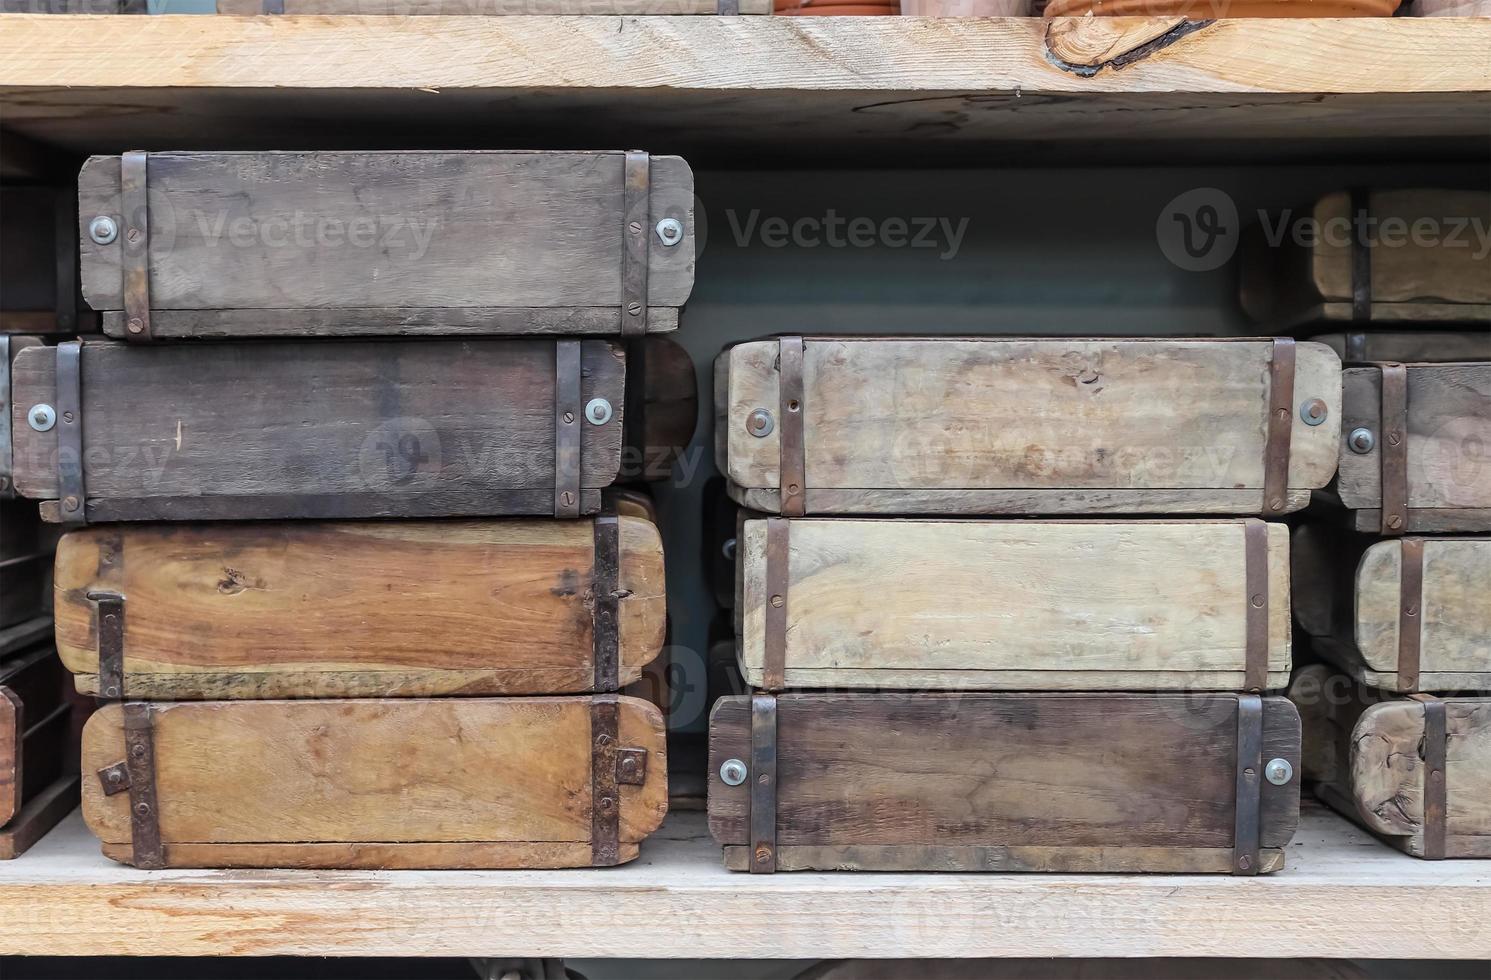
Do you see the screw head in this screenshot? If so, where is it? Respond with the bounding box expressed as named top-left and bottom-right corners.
top-left (719, 759), bottom-right (748, 786)
top-left (746, 409), bottom-right (774, 438)
top-left (655, 218), bottom-right (684, 246)
top-left (585, 397), bottom-right (614, 425)
top-left (1265, 758), bottom-right (1294, 786)
top-left (1300, 398), bottom-right (1328, 426)
top-left (126, 317), bottom-right (144, 335)
top-left (27, 403), bottom-right (56, 432)
top-left (1387, 514), bottom-right (1404, 530)
top-left (88, 215), bottom-right (118, 245)
top-left (63, 495), bottom-right (80, 512)
top-left (627, 302), bottom-right (643, 317)
top-left (1348, 427), bottom-right (1376, 454)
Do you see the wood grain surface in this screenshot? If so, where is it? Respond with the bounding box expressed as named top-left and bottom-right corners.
top-left (709, 693), bottom-right (1300, 871)
top-left (82, 696), bottom-right (668, 868)
top-left (10, 338), bottom-right (624, 519)
top-left (217, 0), bottom-right (770, 11)
top-left (54, 517), bottom-right (665, 698)
top-left (723, 338), bottom-right (1339, 514)
top-left (739, 518), bottom-right (1290, 690)
top-left (1312, 331), bottom-right (1491, 364)
top-left (78, 151), bottom-right (693, 335)
top-left (1354, 537), bottom-right (1491, 682)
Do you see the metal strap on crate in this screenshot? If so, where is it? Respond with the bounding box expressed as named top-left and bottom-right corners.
top-left (592, 513), bottom-right (621, 692)
top-left (749, 693), bottom-right (778, 874)
top-left (96, 702), bottom-right (165, 869)
top-left (0, 336), bottom-right (11, 499)
top-left (778, 336), bottom-right (806, 517)
top-left (1242, 519), bottom-right (1269, 693)
top-left (1232, 693), bottom-right (1263, 876)
top-left (1261, 337), bottom-right (1295, 517)
top-left (90, 590), bottom-right (127, 701)
top-left (554, 340), bottom-right (583, 518)
top-left (590, 693), bottom-right (621, 866)
top-left (1397, 537), bottom-right (1425, 692)
top-left (55, 340), bottom-right (87, 524)
top-left (762, 517), bottom-right (790, 692)
top-left (621, 151), bottom-right (650, 338)
top-left (120, 150), bottom-right (153, 341)
top-left (1350, 187), bottom-right (1372, 323)
top-left (1379, 363), bottom-right (1410, 535)
top-left (1413, 694), bottom-right (1447, 860)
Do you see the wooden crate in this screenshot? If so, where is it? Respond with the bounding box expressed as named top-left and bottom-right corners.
top-left (1241, 188), bottom-right (1491, 329)
top-left (1, 646), bottom-right (83, 860)
top-left (1293, 525), bottom-right (1489, 693)
top-left (1289, 670), bottom-right (1485, 859)
top-left (217, 0), bottom-right (768, 11)
top-left (737, 518), bottom-right (1291, 692)
top-left (1332, 361), bottom-right (1490, 534)
top-left (82, 695), bottom-right (668, 869)
top-left (708, 692), bottom-right (1300, 874)
top-left (1313, 331), bottom-right (1491, 365)
top-left (717, 337), bottom-right (1340, 517)
top-left (54, 516), bottom-right (664, 699)
top-left (78, 151), bottom-right (694, 340)
top-left (9, 338), bottom-right (626, 521)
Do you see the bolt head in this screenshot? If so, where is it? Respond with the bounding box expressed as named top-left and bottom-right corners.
top-left (1300, 398), bottom-right (1328, 426)
top-left (1265, 758), bottom-right (1294, 786)
top-left (1348, 427), bottom-right (1376, 454)
top-left (655, 218), bottom-right (684, 246)
top-left (585, 397), bottom-right (614, 425)
top-left (719, 759), bottom-right (748, 786)
top-left (88, 215), bottom-right (118, 245)
top-left (722, 537), bottom-right (737, 562)
top-left (746, 409), bottom-right (774, 438)
top-left (27, 404), bottom-right (56, 432)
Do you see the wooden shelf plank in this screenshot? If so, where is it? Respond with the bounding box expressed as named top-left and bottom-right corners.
top-left (2, 802), bottom-right (1490, 959)
top-left (0, 16), bottom-right (1488, 163)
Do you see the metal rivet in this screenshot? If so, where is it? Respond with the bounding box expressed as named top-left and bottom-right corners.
top-left (131, 744), bottom-right (146, 759)
top-left (585, 398), bottom-right (614, 425)
top-left (598, 796), bottom-right (615, 813)
top-left (88, 216), bottom-right (118, 245)
top-left (655, 218), bottom-right (683, 246)
top-left (1250, 593), bottom-right (1265, 608)
top-left (720, 759), bottom-right (748, 786)
top-left (1300, 398), bottom-right (1328, 426)
top-left (596, 733), bottom-right (614, 748)
top-left (627, 302), bottom-right (643, 317)
top-left (27, 404), bottom-right (56, 432)
top-left (104, 686), bottom-right (119, 698)
top-left (1387, 515), bottom-right (1404, 530)
top-left (127, 317), bottom-right (144, 335)
top-left (1265, 758), bottom-right (1294, 786)
top-left (755, 846), bottom-right (772, 864)
top-left (134, 802), bottom-right (150, 816)
top-left (1237, 855), bottom-right (1251, 871)
top-left (1405, 604), bottom-right (1418, 618)
top-left (722, 537), bottom-right (737, 561)
top-left (62, 495), bottom-right (80, 512)
top-left (1348, 427), bottom-right (1376, 454)
top-left (561, 491), bottom-right (574, 507)
top-left (746, 409), bottom-right (774, 438)
top-left (770, 594), bottom-right (783, 608)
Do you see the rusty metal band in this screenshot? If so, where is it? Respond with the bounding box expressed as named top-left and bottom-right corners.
top-left (1243, 520), bottom-right (1269, 693)
top-left (53, 191), bottom-right (77, 334)
top-left (1232, 694), bottom-right (1263, 876)
top-left (554, 339), bottom-right (582, 518)
top-left (0, 336), bottom-right (12, 499)
top-left (590, 693), bottom-right (621, 867)
top-left (592, 514), bottom-right (621, 692)
top-left (749, 693), bottom-right (778, 874)
top-left (1343, 331), bottom-right (1367, 365)
top-left (120, 151), bottom-right (153, 342)
top-left (1419, 696), bottom-right (1447, 860)
top-left (1379, 363), bottom-right (1409, 536)
top-left (1397, 537), bottom-right (1425, 692)
top-left (762, 517), bottom-right (790, 692)
top-left (778, 336), bottom-right (806, 517)
top-left (1261, 338), bottom-right (1296, 517)
top-left (123, 702), bottom-right (165, 869)
top-left (1350, 187), bottom-right (1371, 323)
top-left (620, 150), bottom-right (650, 338)
top-left (55, 340), bottom-right (87, 525)
top-left (91, 591), bottom-right (126, 700)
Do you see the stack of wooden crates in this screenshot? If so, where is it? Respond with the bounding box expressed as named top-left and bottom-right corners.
top-left (1255, 189), bottom-right (1491, 860)
top-left (709, 335), bottom-right (1329, 873)
top-left (7, 149), bottom-right (697, 869)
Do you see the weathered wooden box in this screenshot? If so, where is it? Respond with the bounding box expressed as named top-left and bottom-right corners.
top-left (217, 0), bottom-right (765, 11)
top-left (1293, 526), bottom-right (1489, 693)
top-left (1314, 331), bottom-right (1491, 365)
top-left (1332, 361), bottom-right (1490, 533)
top-left (709, 693), bottom-right (1300, 874)
top-left (1289, 670), bottom-right (1485, 859)
top-left (54, 516), bottom-right (663, 699)
top-left (1, 646), bottom-right (83, 859)
top-left (83, 695), bottom-right (667, 869)
top-left (78, 151), bottom-right (694, 340)
top-left (1242, 188), bottom-right (1491, 328)
top-left (9, 338), bottom-right (625, 521)
top-left (737, 518), bottom-right (1291, 692)
top-left (717, 337), bottom-right (1340, 517)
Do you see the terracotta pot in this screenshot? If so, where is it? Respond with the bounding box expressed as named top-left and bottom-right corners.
top-left (1045, 0), bottom-right (1396, 13)
top-left (901, 0), bottom-right (1029, 11)
top-left (1413, 0), bottom-right (1489, 12)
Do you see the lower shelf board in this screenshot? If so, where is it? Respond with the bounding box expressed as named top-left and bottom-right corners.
top-left (0, 801), bottom-right (1489, 959)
